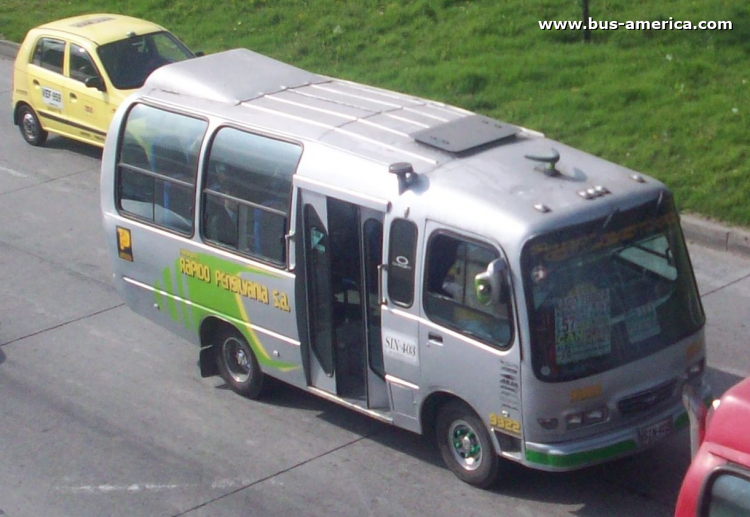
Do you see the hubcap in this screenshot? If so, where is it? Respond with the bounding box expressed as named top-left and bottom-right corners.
top-left (22, 112), bottom-right (37, 140)
top-left (448, 419), bottom-right (482, 471)
top-left (236, 349), bottom-right (248, 367)
top-left (223, 337), bottom-right (251, 383)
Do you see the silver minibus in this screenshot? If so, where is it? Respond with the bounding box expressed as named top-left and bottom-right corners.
top-left (101, 48), bottom-right (709, 487)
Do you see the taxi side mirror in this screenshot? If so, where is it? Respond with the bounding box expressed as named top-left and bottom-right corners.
top-left (475, 258), bottom-right (508, 306)
top-left (84, 76), bottom-right (106, 92)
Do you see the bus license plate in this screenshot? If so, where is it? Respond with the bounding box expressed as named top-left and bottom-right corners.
top-left (638, 418), bottom-right (673, 447)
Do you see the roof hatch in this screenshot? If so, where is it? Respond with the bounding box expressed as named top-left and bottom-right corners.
top-left (412, 114), bottom-right (518, 153)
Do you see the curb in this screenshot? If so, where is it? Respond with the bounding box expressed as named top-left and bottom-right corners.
top-left (681, 214), bottom-right (750, 258)
top-left (1, 39), bottom-right (749, 259)
top-left (0, 39), bottom-right (19, 60)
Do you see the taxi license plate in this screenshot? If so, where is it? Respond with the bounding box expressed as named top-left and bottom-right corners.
top-left (638, 418), bottom-right (673, 447)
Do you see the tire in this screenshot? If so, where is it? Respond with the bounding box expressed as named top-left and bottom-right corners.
top-left (17, 105), bottom-right (48, 146)
top-left (436, 400), bottom-right (499, 488)
top-left (215, 327), bottom-right (265, 399)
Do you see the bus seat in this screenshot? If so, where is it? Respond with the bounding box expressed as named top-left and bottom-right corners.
top-left (151, 136), bottom-right (190, 177)
top-left (252, 203), bottom-right (286, 262)
top-left (121, 141), bottom-right (150, 170)
top-left (151, 136), bottom-right (193, 230)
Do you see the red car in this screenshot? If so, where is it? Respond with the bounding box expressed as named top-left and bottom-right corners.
top-left (675, 377), bottom-right (750, 516)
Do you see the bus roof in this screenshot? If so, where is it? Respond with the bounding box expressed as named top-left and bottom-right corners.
top-left (36, 13), bottom-right (167, 47)
top-left (142, 49), bottom-right (666, 236)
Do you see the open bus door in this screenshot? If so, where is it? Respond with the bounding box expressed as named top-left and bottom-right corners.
top-left (299, 189), bottom-right (388, 408)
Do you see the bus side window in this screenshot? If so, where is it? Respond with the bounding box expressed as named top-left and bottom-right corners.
top-left (115, 103), bottom-right (207, 235)
top-left (387, 219), bottom-right (418, 307)
top-left (201, 127), bottom-right (301, 266)
top-left (424, 233), bottom-right (512, 347)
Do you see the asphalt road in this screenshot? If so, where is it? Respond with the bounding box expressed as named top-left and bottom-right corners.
top-left (2, 53), bottom-right (750, 517)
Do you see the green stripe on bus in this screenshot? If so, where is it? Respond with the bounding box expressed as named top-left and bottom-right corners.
top-left (160, 269), bottom-right (179, 322)
top-left (525, 439), bottom-right (638, 468)
top-left (166, 251), bottom-right (300, 372)
top-left (153, 281), bottom-right (164, 309)
top-left (173, 258), bottom-right (193, 331)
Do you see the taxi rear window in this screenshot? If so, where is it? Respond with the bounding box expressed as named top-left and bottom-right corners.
top-left (33, 38), bottom-right (65, 74)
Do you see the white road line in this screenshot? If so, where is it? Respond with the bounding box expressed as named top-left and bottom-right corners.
top-left (55, 479), bottom-right (258, 494)
top-left (0, 163), bottom-right (27, 178)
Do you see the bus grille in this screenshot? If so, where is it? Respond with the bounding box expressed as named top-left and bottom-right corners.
top-left (617, 380), bottom-right (677, 417)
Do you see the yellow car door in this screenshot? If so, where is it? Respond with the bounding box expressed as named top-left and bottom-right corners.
top-left (65, 42), bottom-right (113, 146)
top-left (27, 36), bottom-right (69, 136)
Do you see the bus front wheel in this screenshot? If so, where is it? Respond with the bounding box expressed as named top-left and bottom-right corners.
top-left (436, 400), bottom-right (499, 488)
top-left (215, 327), bottom-right (265, 399)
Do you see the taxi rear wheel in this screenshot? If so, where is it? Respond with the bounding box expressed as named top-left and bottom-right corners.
top-left (18, 105), bottom-right (48, 146)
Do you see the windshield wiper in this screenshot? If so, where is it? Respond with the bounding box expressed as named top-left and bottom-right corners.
top-left (601, 209), bottom-right (617, 232)
top-left (653, 191), bottom-right (664, 217)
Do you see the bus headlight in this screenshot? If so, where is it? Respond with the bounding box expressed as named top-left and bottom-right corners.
top-left (566, 406), bottom-right (609, 430)
top-left (537, 417), bottom-right (559, 430)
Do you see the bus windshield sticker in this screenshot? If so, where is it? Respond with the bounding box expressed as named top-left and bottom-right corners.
top-left (553, 287), bottom-right (611, 364)
top-left (528, 212), bottom-right (677, 263)
top-left (624, 302), bottom-right (660, 343)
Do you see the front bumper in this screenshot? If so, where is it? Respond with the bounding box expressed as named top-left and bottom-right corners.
top-left (522, 380), bottom-right (712, 472)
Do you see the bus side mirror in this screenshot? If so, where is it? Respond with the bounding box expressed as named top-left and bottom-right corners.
top-left (475, 258), bottom-right (508, 306)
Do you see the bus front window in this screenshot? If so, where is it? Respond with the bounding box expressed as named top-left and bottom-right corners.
top-left (522, 195), bottom-right (704, 382)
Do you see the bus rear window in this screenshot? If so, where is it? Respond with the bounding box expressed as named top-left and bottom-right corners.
top-left (116, 104), bottom-right (207, 235)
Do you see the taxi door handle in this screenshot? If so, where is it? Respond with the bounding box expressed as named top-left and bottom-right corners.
top-left (33, 79), bottom-right (40, 86)
top-left (428, 333), bottom-right (443, 346)
top-left (70, 93), bottom-right (78, 100)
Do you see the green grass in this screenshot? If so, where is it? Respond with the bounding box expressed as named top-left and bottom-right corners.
top-left (2, 0), bottom-right (748, 226)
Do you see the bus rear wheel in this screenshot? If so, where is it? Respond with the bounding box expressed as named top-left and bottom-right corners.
top-left (436, 400), bottom-right (499, 488)
top-left (215, 327), bottom-right (265, 399)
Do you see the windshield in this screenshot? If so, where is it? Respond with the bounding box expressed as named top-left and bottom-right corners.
top-left (522, 194), bottom-right (704, 383)
top-left (97, 31), bottom-right (194, 90)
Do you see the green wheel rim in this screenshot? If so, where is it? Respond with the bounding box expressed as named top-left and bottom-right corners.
top-left (448, 419), bottom-right (483, 471)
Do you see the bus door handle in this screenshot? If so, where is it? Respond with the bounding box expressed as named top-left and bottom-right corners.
top-left (427, 333), bottom-right (443, 346)
top-left (285, 232), bottom-right (295, 271)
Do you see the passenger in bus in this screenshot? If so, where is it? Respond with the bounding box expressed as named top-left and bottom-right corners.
top-left (441, 244), bottom-right (510, 343)
top-left (205, 163), bottom-right (239, 247)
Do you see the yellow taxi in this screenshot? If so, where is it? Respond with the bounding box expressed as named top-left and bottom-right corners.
top-left (12, 13), bottom-right (197, 148)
